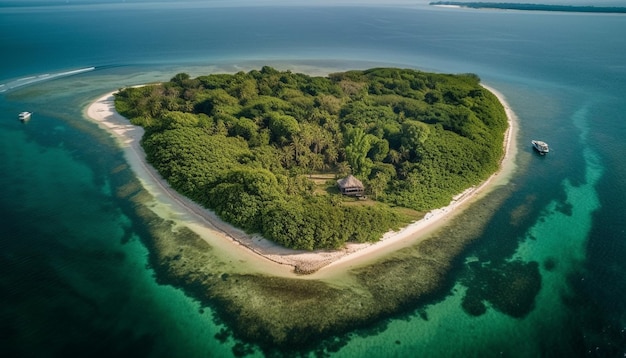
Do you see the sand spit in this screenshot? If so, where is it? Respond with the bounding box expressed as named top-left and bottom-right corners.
top-left (85, 84), bottom-right (516, 276)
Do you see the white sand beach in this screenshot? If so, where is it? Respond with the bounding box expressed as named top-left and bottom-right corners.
top-left (85, 84), bottom-right (517, 277)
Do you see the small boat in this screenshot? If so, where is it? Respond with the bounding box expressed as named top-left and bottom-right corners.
top-left (532, 140), bottom-right (549, 155)
top-left (18, 112), bottom-right (32, 121)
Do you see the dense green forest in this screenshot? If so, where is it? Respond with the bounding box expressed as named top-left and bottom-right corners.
top-left (115, 67), bottom-right (507, 250)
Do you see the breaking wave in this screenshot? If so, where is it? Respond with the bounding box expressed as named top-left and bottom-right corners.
top-left (0, 67), bottom-right (95, 93)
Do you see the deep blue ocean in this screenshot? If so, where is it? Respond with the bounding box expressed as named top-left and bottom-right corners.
top-left (1, 1), bottom-right (626, 356)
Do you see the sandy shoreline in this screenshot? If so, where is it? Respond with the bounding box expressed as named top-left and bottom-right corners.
top-left (84, 83), bottom-right (517, 276)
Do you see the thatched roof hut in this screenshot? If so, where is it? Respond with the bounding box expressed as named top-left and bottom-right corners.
top-left (337, 175), bottom-right (365, 196)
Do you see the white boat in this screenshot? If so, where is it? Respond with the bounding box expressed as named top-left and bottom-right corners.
top-left (18, 112), bottom-right (32, 121)
top-left (532, 140), bottom-right (549, 154)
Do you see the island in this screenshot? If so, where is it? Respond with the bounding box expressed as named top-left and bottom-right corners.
top-left (114, 67), bottom-right (506, 251)
top-left (430, 1), bottom-right (626, 14)
top-left (86, 67), bottom-right (519, 354)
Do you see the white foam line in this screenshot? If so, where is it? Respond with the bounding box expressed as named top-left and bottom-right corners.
top-left (1, 67), bottom-right (96, 92)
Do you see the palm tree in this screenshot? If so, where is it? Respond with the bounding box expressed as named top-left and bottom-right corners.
top-left (324, 146), bottom-right (339, 169)
top-left (310, 154), bottom-right (325, 177)
top-left (291, 135), bottom-right (312, 166)
top-left (399, 145), bottom-right (412, 161)
top-left (335, 161), bottom-right (351, 177)
top-left (369, 172), bottom-right (389, 200)
top-left (387, 149), bottom-right (402, 164)
top-left (280, 146), bottom-right (295, 168)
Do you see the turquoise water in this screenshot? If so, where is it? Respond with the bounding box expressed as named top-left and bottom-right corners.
top-left (1, 1), bottom-right (626, 356)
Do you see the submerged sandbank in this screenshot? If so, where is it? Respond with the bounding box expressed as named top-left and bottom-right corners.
top-left (85, 83), bottom-right (517, 276)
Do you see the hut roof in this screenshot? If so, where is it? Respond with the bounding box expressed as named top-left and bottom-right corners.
top-left (336, 175), bottom-right (364, 189)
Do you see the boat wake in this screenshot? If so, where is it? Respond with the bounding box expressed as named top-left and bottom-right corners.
top-left (0, 67), bottom-right (96, 93)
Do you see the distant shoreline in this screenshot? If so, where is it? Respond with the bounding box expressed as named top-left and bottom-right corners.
top-left (430, 2), bottom-right (626, 14)
top-left (84, 82), bottom-right (517, 276)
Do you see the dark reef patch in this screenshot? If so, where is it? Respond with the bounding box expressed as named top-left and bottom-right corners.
top-left (462, 294), bottom-right (487, 317)
top-left (555, 200), bottom-right (573, 216)
top-left (461, 259), bottom-right (542, 318)
top-left (543, 257), bottom-right (557, 272)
